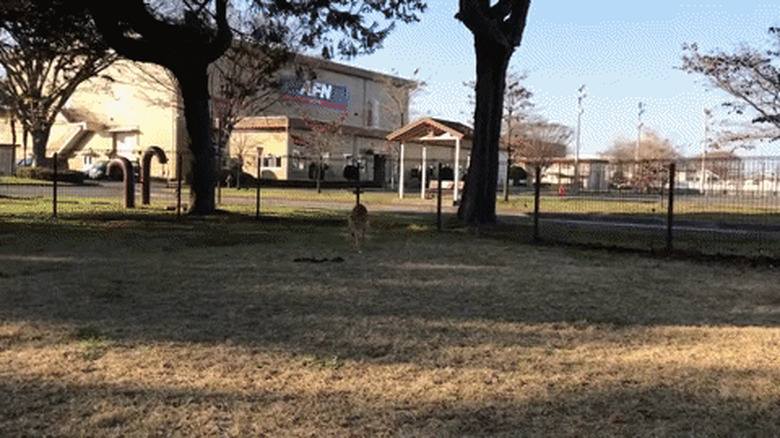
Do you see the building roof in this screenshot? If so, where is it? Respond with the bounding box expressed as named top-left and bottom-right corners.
top-left (296, 54), bottom-right (417, 86)
top-left (387, 117), bottom-right (473, 143)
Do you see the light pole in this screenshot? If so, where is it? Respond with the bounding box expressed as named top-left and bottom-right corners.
top-left (635, 102), bottom-right (645, 183)
top-left (635, 101), bottom-right (645, 161)
top-left (701, 108), bottom-right (711, 195)
top-left (574, 84), bottom-right (586, 194)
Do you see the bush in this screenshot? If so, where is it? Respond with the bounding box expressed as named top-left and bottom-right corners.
top-left (509, 166), bottom-right (528, 185)
top-left (14, 166), bottom-right (85, 184)
top-left (15, 166), bottom-right (52, 180)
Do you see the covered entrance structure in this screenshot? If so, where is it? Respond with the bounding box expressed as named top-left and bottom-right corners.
top-left (387, 117), bottom-right (473, 204)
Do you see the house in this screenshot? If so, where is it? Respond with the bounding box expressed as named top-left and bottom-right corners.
top-left (520, 156), bottom-right (609, 191)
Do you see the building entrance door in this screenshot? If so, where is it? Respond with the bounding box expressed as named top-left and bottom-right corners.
top-left (373, 154), bottom-right (386, 186)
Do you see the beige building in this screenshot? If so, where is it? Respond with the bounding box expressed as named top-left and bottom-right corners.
top-left (2, 53), bottom-right (417, 186)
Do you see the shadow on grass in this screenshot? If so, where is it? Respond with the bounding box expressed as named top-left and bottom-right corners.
top-left (1, 210), bottom-right (780, 366)
top-left (1, 370), bottom-right (777, 436)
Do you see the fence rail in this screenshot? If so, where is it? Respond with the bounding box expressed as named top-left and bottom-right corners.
top-left (520, 157), bottom-right (780, 257)
top-left (3, 156), bottom-right (780, 258)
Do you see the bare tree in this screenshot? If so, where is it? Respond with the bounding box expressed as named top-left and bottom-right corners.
top-left (513, 121), bottom-right (572, 168)
top-left (681, 28), bottom-right (780, 143)
top-left (300, 110), bottom-right (348, 193)
top-left (456, 0), bottom-right (532, 226)
top-left (604, 129), bottom-right (678, 192)
top-left (465, 70), bottom-right (534, 199)
top-left (376, 68), bottom-right (425, 188)
top-left (604, 129), bottom-right (678, 162)
top-left (211, 37), bottom-right (297, 171)
top-left (0, 0), bottom-right (117, 167)
top-left (500, 71), bottom-right (533, 199)
top-left (227, 130), bottom-right (260, 188)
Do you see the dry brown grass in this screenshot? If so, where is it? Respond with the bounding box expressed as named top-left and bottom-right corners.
top-left (1, 215), bottom-right (780, 436)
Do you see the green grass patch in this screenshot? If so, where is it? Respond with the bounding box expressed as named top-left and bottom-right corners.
top-left (0, 176), bottom-right (55, 185)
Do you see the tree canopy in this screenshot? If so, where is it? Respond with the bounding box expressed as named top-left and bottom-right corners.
top-left (603, 129), bottom-right (679, 162)
top-left (83, 0), bottom-right (426, 214)
top-left (512, 120), bottom-right (572, 167)
top-left (0, 0), bottom-right (116, 166)
top-left (682, 27), bottom-right (780, 144)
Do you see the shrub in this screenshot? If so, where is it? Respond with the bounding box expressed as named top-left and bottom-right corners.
top-left (14, 167), bottom-right (85, 184)
top-left (14, 166), bottom-right (53, 181)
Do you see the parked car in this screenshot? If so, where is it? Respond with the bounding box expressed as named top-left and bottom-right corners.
top-left (86, 160), bottom-right (140, 181)
top-left (86, 161), bottom-right (109, 179)
top-left (16, 157), bottom-right (34, 167)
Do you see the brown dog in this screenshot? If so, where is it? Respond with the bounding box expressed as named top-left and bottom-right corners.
top-left (348, 203), bottom-right (369, 249)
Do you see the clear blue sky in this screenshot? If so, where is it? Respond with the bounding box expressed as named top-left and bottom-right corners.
top-left (347, 1), bottom-right (780, 157)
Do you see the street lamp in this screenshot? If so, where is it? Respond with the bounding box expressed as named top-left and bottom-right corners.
top-left (701, 108), bottom-right (712, 194)
top-left (635, 102), bottom-right (645, 184)
top-left (635, 101), bottom-right (645, 162)
top-left (574, 84), bottom-right (586, 193)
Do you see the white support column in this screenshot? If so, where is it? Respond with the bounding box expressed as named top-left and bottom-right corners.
top-left (399, 142), bottom-right (406, 199)
top-left (421, 145), bottom-right (428, 199)
top-left (454, 137), bottom-right (461, 205)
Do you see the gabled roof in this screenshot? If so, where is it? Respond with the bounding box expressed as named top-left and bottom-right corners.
top-left (387, 117), bottom-right (473, 143)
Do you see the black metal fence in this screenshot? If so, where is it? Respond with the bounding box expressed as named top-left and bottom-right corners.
top-left (3, 154), bottom-right (780, 258)
top-left (523, 156), bottom-right (780, 257)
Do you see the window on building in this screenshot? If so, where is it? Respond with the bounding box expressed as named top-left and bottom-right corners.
top-left (262, 155), bottom-right (283, 169)
top-left (291, 149), bottom-right (306, 170)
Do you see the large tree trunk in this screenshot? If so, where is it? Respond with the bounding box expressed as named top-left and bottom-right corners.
top-left (31, 126), bottom-right (52, 168)
top-left (458, 37), bottom-right (511, 226)
top-left (176, 65), bottom-right (216, 214)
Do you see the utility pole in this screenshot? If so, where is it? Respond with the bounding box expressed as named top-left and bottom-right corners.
top-left (701, 108), bottom-right (711, 195)
top-left (574, 84), bottom-right (586, 194)
top-left (635, 101), bottom-right (645, 183)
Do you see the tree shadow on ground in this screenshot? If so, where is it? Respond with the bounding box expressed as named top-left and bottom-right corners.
top-left (1, 211), bottom-right (779, 367)
top-left (1, 369), bottom-right (777, 436)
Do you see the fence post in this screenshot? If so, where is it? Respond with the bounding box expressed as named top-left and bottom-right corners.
top-left (355, 158), bottom-right (361, 206)
top-left (52, 152), bottom-right (58, 218)
top-left (255, 160), bottom-right (261, 220)
top-left (437, 162), bottom-right (443, 231)
top-left (666, 162), bottom-right (676, 252)
top-left (533, 165), bottom-right (541, 241)
top-left (176, 153), bottom-right (182, 220)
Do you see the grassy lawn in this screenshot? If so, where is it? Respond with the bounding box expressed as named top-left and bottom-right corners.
top-left (0, 176), bottom-right (54, 185)
top-left (1, 208), bottom-right (780, 436)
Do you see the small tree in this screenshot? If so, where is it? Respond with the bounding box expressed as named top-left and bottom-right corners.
top-left (512, 120), bottom-right (572, 186)
top-left (466, 70), bottom-right (534, 199)
top-left (376, 68), bottom-right (425, 188)
top-left (301, 110), bottom-right (348, 193)
top-left (211, 38), bottom-right (296, 171)
top-left (604, 129), bottom-right (678, 192)
top-left (0, 0), bottom-right (117, 167)
top-left (513, 121), bottom-right (572, 167)
top-left (227, 131), bottom-right (260, 188)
